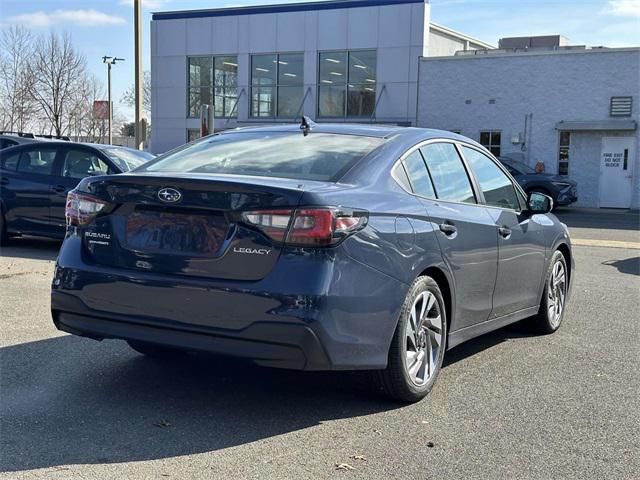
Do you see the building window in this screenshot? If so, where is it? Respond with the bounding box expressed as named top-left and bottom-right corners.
top-left (188, 56), bottom-right (238, 118)
top-left (610, 96), bottom-right (632, 117)
top-left (251, 53), bottom-right (304, 118)
top-left (318, 50), bottom-right (377, 118)
top-left (558, 131), bottom-right (570, 176)
top-left (480, 131), bottom-right (501, 157)
top-left (187, 129), bottom-right (201, 143)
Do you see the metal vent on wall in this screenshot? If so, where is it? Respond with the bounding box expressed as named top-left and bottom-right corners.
top-left (610, 96), bottom-right (633, 117)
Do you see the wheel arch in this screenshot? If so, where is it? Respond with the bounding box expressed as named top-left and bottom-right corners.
top-left (555, 241), bottom-right (572, 284)
top-left (418, 265), bottom-right (454, 345)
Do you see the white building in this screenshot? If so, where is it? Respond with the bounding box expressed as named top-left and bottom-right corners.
top-left (418, 44), bottom-right (640, 209)
top-left (150, 0), bottom-right (491, 153)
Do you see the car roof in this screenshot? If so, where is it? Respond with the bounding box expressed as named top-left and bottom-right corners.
top-left (0, 141), bottom-right (129, 150)
top-left (222, 123), bottom-right (475, 143)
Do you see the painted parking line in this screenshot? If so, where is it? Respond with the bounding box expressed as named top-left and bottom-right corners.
top-left (572, 238), bottom-right (640, 250)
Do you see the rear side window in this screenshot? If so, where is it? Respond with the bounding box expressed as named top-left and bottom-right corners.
top-left (17, 148), bottom-right (57, 175)
top-left (392, 163), bottom-right (412, 191)
top-left (141, 132), bottom-right (383, 182)
top-left (421, 143), bottom-right (476, 204)
top-left (1, 151), bottom-right (19, 171)
top-left (403, 150), bottom-right (436, 198)
top-left (463, 147), bottom-right (520, 210)
top-left (61, 149), bottom-right (113, 179)
top-left (1, 138), bottom-right (18, 149)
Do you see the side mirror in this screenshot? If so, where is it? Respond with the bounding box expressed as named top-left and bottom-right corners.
top-left (527, 192), bottom-right (553, 214)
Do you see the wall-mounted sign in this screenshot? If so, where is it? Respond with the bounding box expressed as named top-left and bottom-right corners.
top-left (93, 101), bottom-right (110, 120)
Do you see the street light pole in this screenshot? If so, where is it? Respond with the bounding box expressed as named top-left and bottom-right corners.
top-left (102, 56), bottom-right (125, 145)
top-left (134, 0), bottom-right (144, 150)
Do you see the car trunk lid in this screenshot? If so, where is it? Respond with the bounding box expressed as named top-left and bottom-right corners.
top-left (78, 173), bottom-right (307, 280)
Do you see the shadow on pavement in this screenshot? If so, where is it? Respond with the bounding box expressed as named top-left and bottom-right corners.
top-left (444, 323), bottom-right (533, 367)
top-left (0, 335), bottom-right (399, 473)
top-left (0, 322), bottom-right (539, 473)
top-left (602, 257), bottom-right (640, 276)
top-left (0, 236), bottom-right (61, 261)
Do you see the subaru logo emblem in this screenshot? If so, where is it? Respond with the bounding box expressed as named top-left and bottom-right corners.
top-left (157, 187), bottom-right (182, 203)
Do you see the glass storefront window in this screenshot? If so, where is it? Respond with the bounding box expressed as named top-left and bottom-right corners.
top-left (214, 57), bottom-right (238, 118)
top-left (187, 56), bottom-right (237, 118)
top-left (251, 53), bottom-right (303, 118)
top-left (318, 50), bottom-right (376, 117)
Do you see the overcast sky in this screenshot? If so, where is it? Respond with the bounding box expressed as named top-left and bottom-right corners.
top-left (1, 0), bottom-right (639, 120)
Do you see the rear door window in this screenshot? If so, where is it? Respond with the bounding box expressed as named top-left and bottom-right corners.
top-left (1, 138), bottom-right (18, 149)
top-left (61, 149), bottom-right (113, 179)
top-left (17, 148), bottom-right (58, 175)
top-left (1, 151), bottom-right (19, 171)
top-left (421, 143), bottom-right (476, 204)
top-left (462, 146), bottom-right (520, 210)
top-left (403, 150), bottom-right (436, 198)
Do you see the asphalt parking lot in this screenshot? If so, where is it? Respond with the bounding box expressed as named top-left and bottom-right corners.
top-left (1, 209), bottom-right (638, 479)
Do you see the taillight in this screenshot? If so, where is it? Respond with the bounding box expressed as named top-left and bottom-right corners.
top-left (241, 208), bottom-right (368, 247)
top-left (66, 191), bottom-right (108, 226)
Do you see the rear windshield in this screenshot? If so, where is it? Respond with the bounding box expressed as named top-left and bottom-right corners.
top-left (103, 147), bottom-right (155, 172)
top-left (139, 132), bottom-right (383, 181)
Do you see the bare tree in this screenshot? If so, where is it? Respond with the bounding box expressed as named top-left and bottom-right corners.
top-left (0, 26), bottom-right (36, 132)
top-left (29, 31), bottom-right (88, 138)
top-left (121, 70), bottom-right (151, 119)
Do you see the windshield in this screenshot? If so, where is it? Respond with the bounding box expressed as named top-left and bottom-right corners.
top-left (103, 147), bottom-right (155, 172)
top-left (139, 132), bottom-right (384, 182)
top-left (501, 158), bottom-right (536, 174)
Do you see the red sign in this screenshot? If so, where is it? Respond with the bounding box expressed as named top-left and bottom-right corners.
top-left (93, 101), bottom-right (110, 120)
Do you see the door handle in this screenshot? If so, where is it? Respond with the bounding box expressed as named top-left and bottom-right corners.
top-left (0, 177), bottom-right (8, 185)
top-left (52, 185), bottom-right (66, 193)
top-left (439, 222), bottom-right (457, 236)
top-left (499, 227), bottom-right (512, 238)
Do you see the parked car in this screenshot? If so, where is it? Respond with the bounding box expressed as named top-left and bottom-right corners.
top-left (498, 156), bottom-right (578, 207)
top-left (0, 142), bottom-right (155, 241)
top-left (51, 124), bottom-right (573, 402)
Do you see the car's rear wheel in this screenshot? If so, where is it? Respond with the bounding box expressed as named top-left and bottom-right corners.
top-left (376, 276), bottom-right (446, 403)
top-left (529, 250), bottom-right (568, 334)
top-left (127, 340), bottom-right (186, 359)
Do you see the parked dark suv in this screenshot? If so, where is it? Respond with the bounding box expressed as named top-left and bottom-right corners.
top-left (0, 142), bottom-right (154, 242)
top-left (498, 156), bottom-right (577, 207)
top-left (51, 124), bottom-right (573, 402)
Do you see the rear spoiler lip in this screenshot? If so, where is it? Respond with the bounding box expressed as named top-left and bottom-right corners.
top-left (80, 172), bottom-right (356, 194)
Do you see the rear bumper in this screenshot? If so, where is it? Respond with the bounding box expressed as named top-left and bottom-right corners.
top-left (51, 236), bottom-right (407, 370)
top-left (53, 297), bottom-right (329, 370)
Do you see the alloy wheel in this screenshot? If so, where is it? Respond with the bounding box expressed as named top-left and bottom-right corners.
top-left (547, 260), bottom-right (567, 328)
top-left (404, 291), bottom-right (442, 386)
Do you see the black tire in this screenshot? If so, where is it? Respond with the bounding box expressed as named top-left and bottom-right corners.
top-left (528, 250), bottom-right (568, 334)
top-left (127, 340), bottom-right (186, 359)
top-left (0, 210), bottom-right (8, 246)
top-left (375, 276), bottom-right (447, 403)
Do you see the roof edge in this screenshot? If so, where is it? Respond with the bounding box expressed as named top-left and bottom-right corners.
top-left (429, 22), bottom-right (495, 50)
top-left (421, 46), bottom-right (640, 61)
top-left (153, 0), bottom-right (427, 21)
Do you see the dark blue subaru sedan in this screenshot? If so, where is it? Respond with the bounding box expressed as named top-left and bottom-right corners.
top-left (51, 123), bottom-right (573, 402)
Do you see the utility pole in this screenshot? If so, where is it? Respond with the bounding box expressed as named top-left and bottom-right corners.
top-left (134, 0), bottom-right (144, 150)
top-left (102, 56), bottom-right (125, 145)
